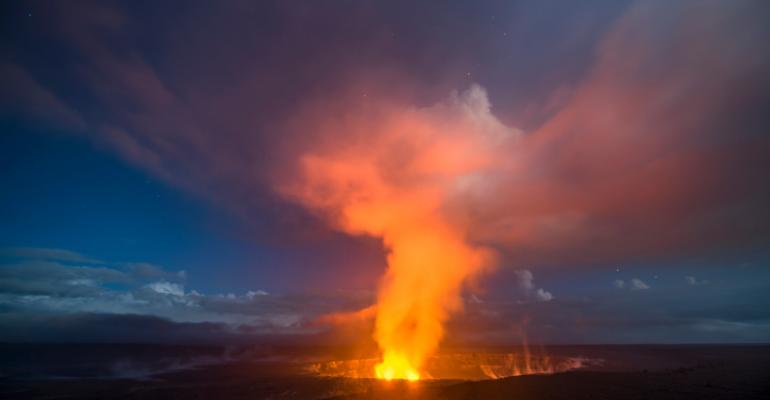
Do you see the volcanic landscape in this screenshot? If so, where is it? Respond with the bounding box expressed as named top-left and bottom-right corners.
top-left (1, 1), bottom-right (769, 399)
top-left (2, 344), bottom-right (769, 399)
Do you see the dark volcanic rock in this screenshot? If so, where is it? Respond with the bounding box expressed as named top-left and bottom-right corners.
top-left (1, 344), bottom-right (769, 399)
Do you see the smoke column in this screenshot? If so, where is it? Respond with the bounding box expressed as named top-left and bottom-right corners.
top-left (282, 85), bottom-right (516, 379)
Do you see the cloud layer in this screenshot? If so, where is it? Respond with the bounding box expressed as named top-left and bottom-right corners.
top-left (0, 248), bottom-right (371, 343)
top-left (2, 247), bottom-right (768, 344)
top-left (2, 0), bottom-right (766, 267)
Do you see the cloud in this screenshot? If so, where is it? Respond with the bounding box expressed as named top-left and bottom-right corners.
top-left (630, 278), bottom-right (650, 290)
top-left (0, 248), bottom-right (371, 341)
top-left (448, 276), bottom-right (770, 345)
top-left (1, 249), bottom-right (768, 345)
top-left (685, 276), bottom-right (709, 286)
top-left (513, 270), bottom-right (535, 291)
top-left (246, 290), bottom-right (269, 298)
top-left (3, 1), bottom-right (767, 267)
top-left (0, 312), bottom-right (236, 344)
top-left (467, 0), bottom-right (770, 264)
top-left (145, 281), bottom-right (185, 297)
top-left (535, 288), bottom-right (553, 302)
top-left (513, 269), bottom-right (553, 302)
top-left (0, 63), bottom-right (86, 130)
top-left (0, 247), bottom-right (101, 264)
top-left (613, 278), bottom-right (649, 291)
top-left (0, 248), bottom-right (191, 299)
top-left (0, 260), bottom-right (130, 297)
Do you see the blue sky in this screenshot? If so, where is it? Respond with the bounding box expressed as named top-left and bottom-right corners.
top-left (1, 123), bottom-right (269, 294)
top-left (0, 123), bottom-right (387, 295)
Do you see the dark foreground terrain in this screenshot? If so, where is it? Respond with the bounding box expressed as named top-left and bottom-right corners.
top-left (1, 344), bottom-right (768, 399)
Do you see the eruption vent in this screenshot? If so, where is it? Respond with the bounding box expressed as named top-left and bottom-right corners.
top-left (283, 85), bottom-right (516, 380)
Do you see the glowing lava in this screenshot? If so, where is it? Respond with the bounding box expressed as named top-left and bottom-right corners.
top-left (375, 353), bottom-right (420, 381)
top-left (306, 351), bottom-right (590, 380)
top-left (371, 223), bottom-right (491, 380)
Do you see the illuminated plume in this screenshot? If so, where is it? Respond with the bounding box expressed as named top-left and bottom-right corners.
top-left (282, 85), bottom-right (517, 380)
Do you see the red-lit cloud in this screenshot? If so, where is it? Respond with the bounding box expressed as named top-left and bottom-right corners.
top-left (3, 0), bottom-right (768, 269)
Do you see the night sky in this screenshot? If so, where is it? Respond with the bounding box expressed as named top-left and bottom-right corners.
top-left (1, 0), bottom-right (769, 345)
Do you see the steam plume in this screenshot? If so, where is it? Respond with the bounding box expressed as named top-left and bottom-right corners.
top-left (281, 85), bottom-right (517, 379)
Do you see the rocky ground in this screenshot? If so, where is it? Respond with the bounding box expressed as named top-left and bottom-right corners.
top-left (1, 345), bottom-right (768, 399)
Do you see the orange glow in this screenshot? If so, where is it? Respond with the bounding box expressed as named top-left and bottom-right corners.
top-left (370, 222), bottom-right (491, 380)
top-left (375, 353), bottom-right (420, 381)
top-left (282, 86), bottom-right (512, 381)
top-left (306, 350), bottom-right (584, 380)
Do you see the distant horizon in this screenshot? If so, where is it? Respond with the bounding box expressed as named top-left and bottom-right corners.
top-left (3, 339), bottom-right (770, 347)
